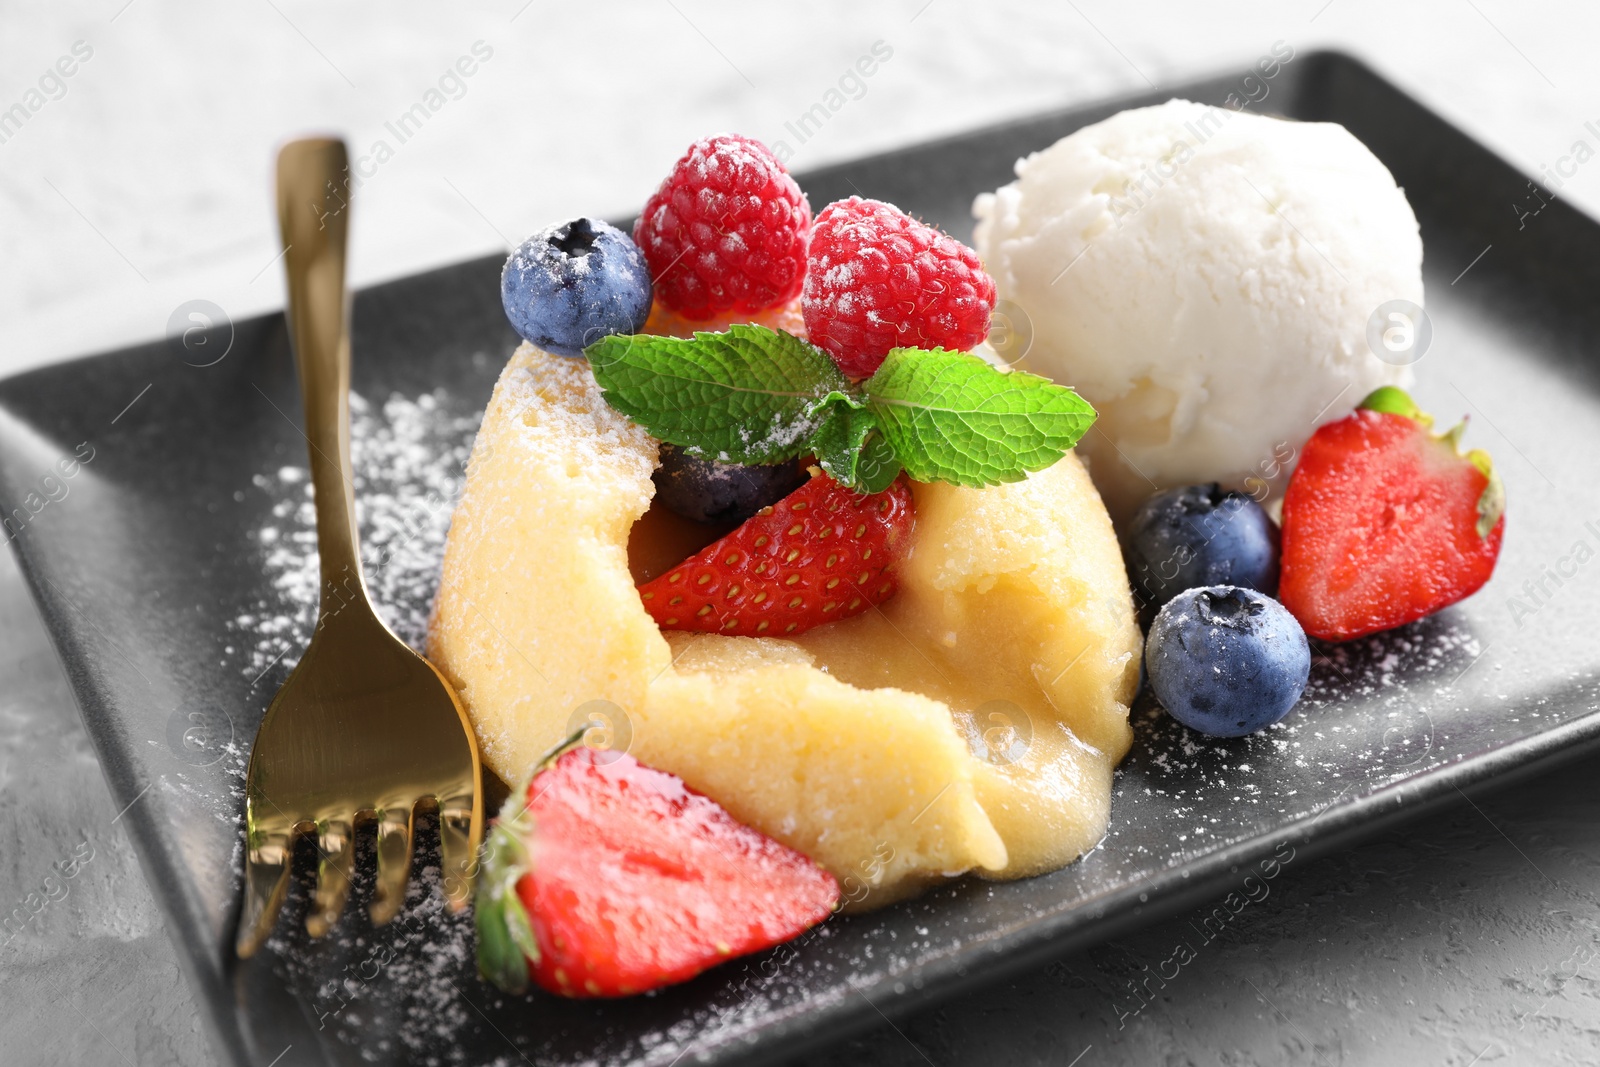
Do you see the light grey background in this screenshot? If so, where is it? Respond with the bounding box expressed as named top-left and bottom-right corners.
top-left (2, 2), bottom-right (1598, 1065)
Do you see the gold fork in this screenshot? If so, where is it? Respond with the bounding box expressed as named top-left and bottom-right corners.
top-left (235, 138), bottom-right (483, 959)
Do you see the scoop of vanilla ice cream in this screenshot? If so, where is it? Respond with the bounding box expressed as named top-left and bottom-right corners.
top-left (973, 99), bottom-right (1423, 520)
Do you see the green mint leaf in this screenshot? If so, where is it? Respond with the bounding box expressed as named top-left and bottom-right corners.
top-left (854, 432), bottom-right (903, 493)
top-left (586, 326), bottom-right (1093, 492)
top-left (806, 393), bottom-right (868, 485)
top-left (807, 393), bottom-right (903, 492)
top-left (863, 348), bottom-right (1097, 487)
top-left (587, 324), bottom-right (847, 465)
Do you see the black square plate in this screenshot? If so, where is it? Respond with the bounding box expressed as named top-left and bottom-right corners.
top-left (6, 52), bottom-right (1599, 1067)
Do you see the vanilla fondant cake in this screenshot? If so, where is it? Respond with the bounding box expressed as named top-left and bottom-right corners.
top-left (430, 336), bottom-right (1140, 904)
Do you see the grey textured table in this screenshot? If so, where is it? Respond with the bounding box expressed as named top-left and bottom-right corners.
top-left (786, 763), bottom-right (1600, 1066)
top-left (5, 3), bottom-right (1600, 1065)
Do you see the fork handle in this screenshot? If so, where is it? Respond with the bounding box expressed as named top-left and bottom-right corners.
top-left (276, 139), bottom-right (368, 606)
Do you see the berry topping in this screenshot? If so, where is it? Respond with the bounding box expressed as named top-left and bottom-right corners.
top-left (476, 746), bottom-right (838, 998)
top-left (1126, 483), bottom-right (1280, 615)
top-left (637, 470), bottom-right (915, 636)
top-left (1146, 585), bottom-right (1311, 738)
top-left (634, 134), bottom-right (811, 320)
top-left (802, 197), bottom-right (997, 378)
top-left (1279, 387), bottom-right (1506, 642)
top-left (502, 218), bottom-right (652, 358)
top-left (653, 444), bottom-right (809, 525)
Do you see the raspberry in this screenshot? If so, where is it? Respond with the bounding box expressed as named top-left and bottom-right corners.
top-left (802, 197), bottom-right (997, 379)
top-left (634, 135), bottom-right (811, 320)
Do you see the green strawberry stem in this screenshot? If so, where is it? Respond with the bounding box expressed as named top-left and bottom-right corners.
top-left (474, 724), bottom-right (592, 993)
top-left (475, 815), bottom-right (539, 993)
top-left (1469, 448), bottom-right (1505, 539)
top-left (1358, 385), bottom-right (1426, 422)
top-left (1357, 386), bottom-right (1504, 539)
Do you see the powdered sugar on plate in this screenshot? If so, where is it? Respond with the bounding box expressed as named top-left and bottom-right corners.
top-left (230, 389), bottom-right (483, 679)
top-left (208, 375), bottom-right (1547, 1067)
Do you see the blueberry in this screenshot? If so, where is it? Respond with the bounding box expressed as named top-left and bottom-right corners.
top-left (1146, 585), bottom-right (1310, 738)
top-left (501, 218), bottom-right (652, 357)
top-left (653, 445), bottom-right (808, 525)
top-left (1126, 483), bottom-right (1280, 614)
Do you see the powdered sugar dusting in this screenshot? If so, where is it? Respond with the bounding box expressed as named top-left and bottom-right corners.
top-left (230, 390), bottom-right (483, 678)
top-left (1107, 612), bottom-right (1491, 859)
top-left (206, 357), bottom-right (1566, 1067)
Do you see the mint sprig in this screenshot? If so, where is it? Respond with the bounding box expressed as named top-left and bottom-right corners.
top-left (587, 323), bottom-right (847, 464)
top-left (586, 325), bottom-right (1095, 490)
top-left (811, 393), bottom-right (904, 493)
top-left (863, 347), bottom-right (1098, 487)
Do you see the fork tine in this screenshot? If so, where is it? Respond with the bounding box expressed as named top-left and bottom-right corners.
top-left (240, 139), bottom-right (486, 959)
top-left (369, 805), bottom-right (415, 926)
top-left (306, 817), bottom-right (355, 938)
top-left (236, 814), bottom-right (298, 959)
top-left (438, 788), bottom-right (482, 911)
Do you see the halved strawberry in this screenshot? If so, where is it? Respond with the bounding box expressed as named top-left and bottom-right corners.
top-left (1279, 387), bottom-right (1506, 642)
top-left (476, 745), bottom-right (838, 998)
top-left (637, 470), bottom-right (915, 637)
